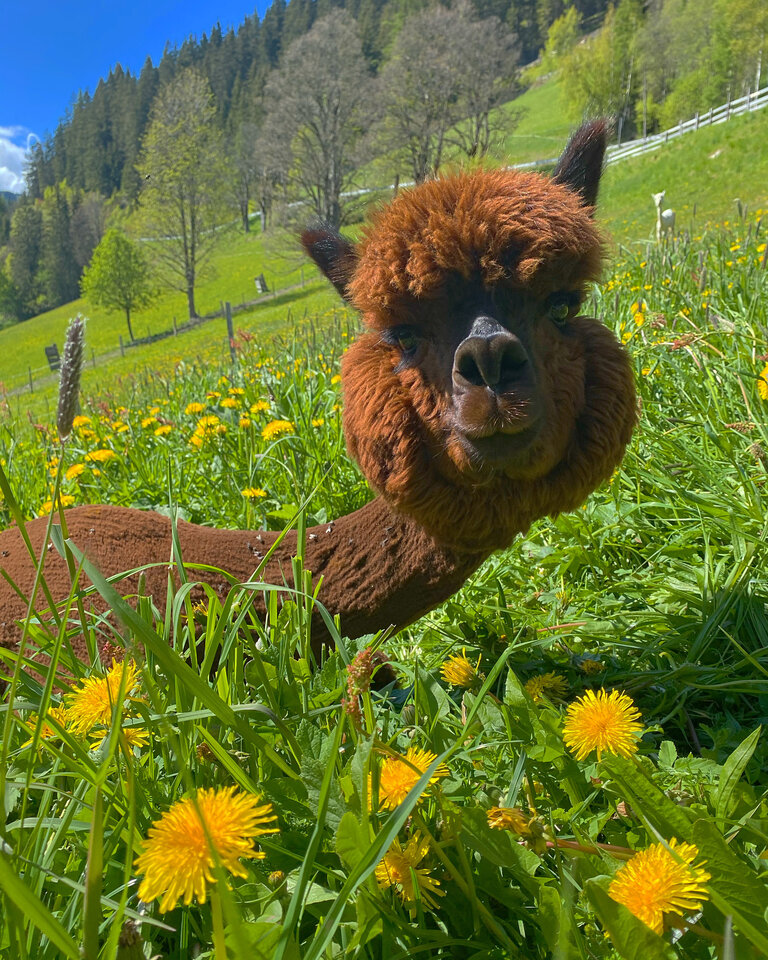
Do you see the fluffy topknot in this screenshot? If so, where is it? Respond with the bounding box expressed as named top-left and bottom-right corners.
top-left (349, 169), bottom-right (604, 322)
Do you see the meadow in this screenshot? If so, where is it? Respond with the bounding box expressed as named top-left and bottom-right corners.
top-left (0, 205), bottom-right (767, 958)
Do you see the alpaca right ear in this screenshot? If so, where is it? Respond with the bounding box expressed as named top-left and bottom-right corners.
top-left (301, 225), bottom-right (358, 301)
top-left (552, 119), bottom-right (608, 211)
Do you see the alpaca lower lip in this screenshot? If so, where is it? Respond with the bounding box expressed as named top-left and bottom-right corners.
top-left (461, 426), bottom-right (539, 464)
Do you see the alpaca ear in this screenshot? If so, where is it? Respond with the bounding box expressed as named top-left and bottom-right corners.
top-left (301, 225), bottom-right (358, 300)
top-left (552, 119), bottom-right (608, 210)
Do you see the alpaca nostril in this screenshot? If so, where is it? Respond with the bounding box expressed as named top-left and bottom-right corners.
top-left (454, 333), bottom-right (528, 390)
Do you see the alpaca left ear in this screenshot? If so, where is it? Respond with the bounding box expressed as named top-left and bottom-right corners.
top-left (301, 225), bottom-right (358, 301)
top-left (552, 119), bottom-right (608, 211)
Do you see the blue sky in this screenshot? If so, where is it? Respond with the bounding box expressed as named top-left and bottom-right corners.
top-left (0, 0), bottom-right (271, 192)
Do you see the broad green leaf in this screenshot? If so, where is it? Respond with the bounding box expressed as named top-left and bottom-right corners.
top-left (691, 818), bottom-right (768, 954)
top-left (600, 755), bottom-right (694, 841)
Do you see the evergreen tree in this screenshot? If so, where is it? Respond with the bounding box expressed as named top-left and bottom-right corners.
top-left (39, 184), bottom-right (80, 306)
top-left (8, 199), bottom-right (43, 316)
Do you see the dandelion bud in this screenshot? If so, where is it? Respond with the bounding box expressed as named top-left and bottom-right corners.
top-left (117, 920), bottom-right (144, 960)
top-left (268, 870), bottom-right (286, 888)
top-left (57, 315), bottom-right (86, 441)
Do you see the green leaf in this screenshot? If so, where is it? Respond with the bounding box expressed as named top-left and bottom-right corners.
top-left (0, 852), bottom-right (80, 960)
top-left (690, 818), bottom-right (768, 954)
top-left (585, 877), bottom-right (676, 960)
top-left (600, 755), bottom-right (694, 841)
top-left (335, 812), bottom-right (371, 871)
top-left (714, 726), bottom-right (761, 822)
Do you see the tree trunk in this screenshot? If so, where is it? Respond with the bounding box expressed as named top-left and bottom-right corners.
top-left (125, 307), bottom-right (134, 341)
top-left (186, 281), bottom-right (197, 320)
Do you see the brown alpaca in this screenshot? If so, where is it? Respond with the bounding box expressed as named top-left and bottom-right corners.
top-left (0, 121), bottom-right (635, 671)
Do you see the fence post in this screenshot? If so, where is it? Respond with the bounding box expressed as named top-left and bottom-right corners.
top-left (28, 367), bottom-right (33, 393)
top-left (119, 335), bottom-right (125, 356)
top-left (91, 349), bottom-right (96, 368)
top-left (225, 301), bottom-right (236, 363)
top-left (695, 111), bottom-right (700, 129)
top-left (173, 316), bottom-right (178, 335)
top-left (726, 91), bottom-right (732, 120)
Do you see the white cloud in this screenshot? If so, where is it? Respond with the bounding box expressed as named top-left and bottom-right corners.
top-left (0, 125), bottom-right (38, 194)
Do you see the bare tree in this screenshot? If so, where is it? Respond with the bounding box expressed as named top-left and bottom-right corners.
top-left (376, 3), bottom-right (520, 182)
top-left (263, 11), bottom-right (374, 229)
top-left (376, 5), bottom-right (461, 185)
top-left (137, 69), bottom-right (233, 319)
top-left (448, 4), bottom-right (521, 161)
top-left (231, 122), bottom-right (261, 233)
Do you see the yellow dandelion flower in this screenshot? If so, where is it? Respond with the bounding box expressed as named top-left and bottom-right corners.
top-left (22, 705), bottom-right (68, 749)
top-left (135, 786), bottom-right (279, 912)
top-left (440, 649), bottom-right (482, 688)
top-left (185, 402), bottom-right (205, 415)
top-left (250, 400), bottom-right (270, 414)
top-left (122, 724), bottom-right (150, 748)
top-left (609, 839), bottom-right (710, 935)
top-left (39, 495), bottom-right (76, 515)
top-left (377, 747), bottom-right (448, 810)
top-left (206, 390), bottom-right (221, 399)
top-left (487, 806), bottom-right (530, 833)
top-left (261, 419), bottom-right (294, 441)
top-left (562, 689), bottom-right (643, 762)
top-left (228, 387), bottom-right (245, 396)
top-left (758, 363), bottom-right (768, 401)
top-left (141, 416), bottom-right (158, 428)
top-left (65, 463), bottom-right (85, 481)
top-left (72, 415), bottom-right (91, 428)
top-left (85, 449), bottom-right (115, 464)
top-left (154, 425), bottom-right (172, 437)
top-left (330, 374), bottom-right (342, 385)
top-left (524, 671), bottom-right (568, 703)
top-left (238, 416), bottom-right (251, 429)
top-left (374, 832), bottom-right (444, 910)
top-left (220, 397), bottom-right (239, 409)
top-left (311, 417), bottom-right (325, 427)
top-left (79, 428), bottom-right (97, 441)
top-left (241, 487), bottom-right (267, 499)
top-left (65, 660), bottom-right (139, 736)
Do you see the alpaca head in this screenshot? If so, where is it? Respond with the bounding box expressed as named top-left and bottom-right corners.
top-left (302, 120), bottom-right (636, 551)
top-left (652, 191), bottom-right (666, 210)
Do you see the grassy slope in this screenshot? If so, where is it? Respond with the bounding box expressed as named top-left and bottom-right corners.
top-left (1, 225), bottom-right (322, 392)
top-left (599, 107), bottom-right (768, 244)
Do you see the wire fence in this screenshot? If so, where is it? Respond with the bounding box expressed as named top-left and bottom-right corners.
top-left (3, 264), bottom-right (316, 398)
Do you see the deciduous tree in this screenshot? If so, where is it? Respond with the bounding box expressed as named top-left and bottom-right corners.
top-left (137, 69), bottom-right (232, 319)
top-left (263, 11), bottom-right (374, 229)
top-left (80, 228), bottom-right (155, 341)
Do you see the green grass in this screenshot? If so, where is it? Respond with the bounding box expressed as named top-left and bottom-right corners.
top-left (1, 221), bottom-right (767, 958)
top-left (489, 74), bottom-right (573, 165)
top-left (1, 226), bottom-right (324, 394)
top-left (599, 107), bottom-right (768, 243)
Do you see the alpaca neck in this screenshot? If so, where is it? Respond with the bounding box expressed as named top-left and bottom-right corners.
top-left (0, 499), bottom-right (488, 663)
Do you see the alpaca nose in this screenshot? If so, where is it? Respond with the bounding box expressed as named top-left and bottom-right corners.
top-left (453, 318), bottom-right (529, 391)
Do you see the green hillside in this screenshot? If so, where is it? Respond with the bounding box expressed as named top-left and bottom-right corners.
top-left (6, 80), bottom-right (768, 412)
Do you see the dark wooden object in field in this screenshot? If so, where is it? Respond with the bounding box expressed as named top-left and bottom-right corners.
top-left (44, 344), bottom-right (61, 372)
top-left (0, 121), bottom-right (636, 670)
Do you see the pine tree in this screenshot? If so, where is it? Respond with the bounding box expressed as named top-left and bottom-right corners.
top-left (8, 199), bottom-right (43, 316)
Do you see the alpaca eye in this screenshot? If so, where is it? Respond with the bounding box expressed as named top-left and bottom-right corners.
top-left (396, 332), bottom-right (419, 354)
top-left (547, 298), bottom-right (572, 326)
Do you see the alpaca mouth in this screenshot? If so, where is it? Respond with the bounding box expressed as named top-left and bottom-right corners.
top-left (458, 420), bottom-right (541, 467)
